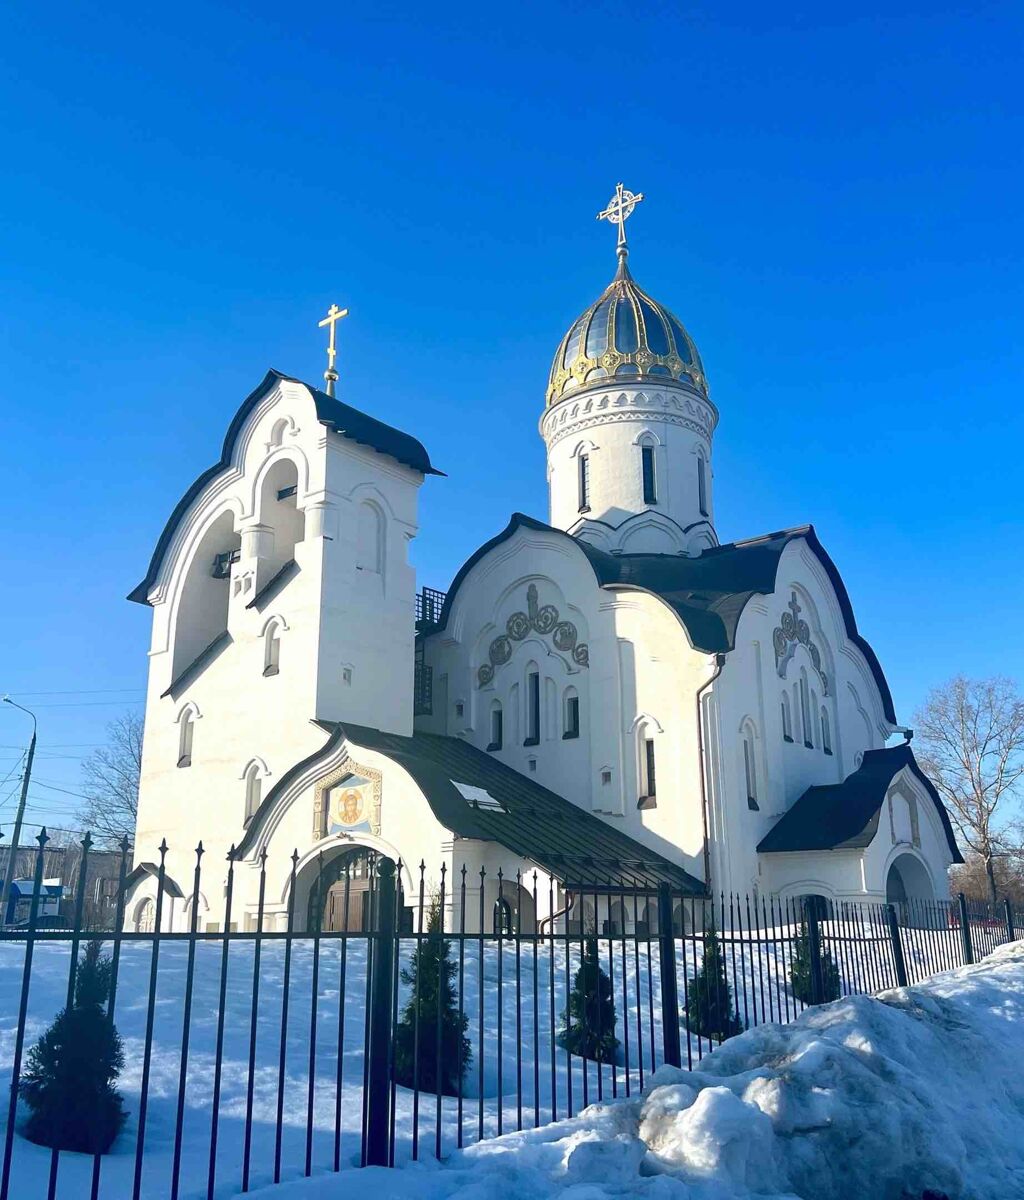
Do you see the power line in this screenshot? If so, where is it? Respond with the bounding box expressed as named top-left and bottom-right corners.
top-left (9, 700), bottom-right (145, 710)
top-left (3, 689), bottom-right (143, 698)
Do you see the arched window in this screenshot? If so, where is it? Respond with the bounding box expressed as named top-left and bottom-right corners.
top-left (780, 693), bottom-right (793, 743)
top-left (263, 619), bottom-right (282, 676)
top-left (578, 452), bottom-right (590, 512)
top-left (639, 728), bottom-right (657, 807)
top-left (524, 663), bottom-right (540, 746)
top-left (742, 723), bottom-right (759, 811)
top-left (356, 501), bottom-right (385, 574)
top-left (177, 705), bottom-right (196, 767)
top-left (243, 761), bottom-right (265, 824)
top-left (134, 897), bottom-right (155, 933)
top-left (493, 897), bottom-right (513, 937)
top-left (563, 687), bottom-right (580, 739)
top-left (640, 439), bottom-right (657, 505)
top-left (488, 701), bottom-right (503, 751)
top-left (697, 452), bottom-right (708, 516)
top-left (821, 706), bottom-right (833, 755)
top-left (799, 671), bottom-right (813, 748)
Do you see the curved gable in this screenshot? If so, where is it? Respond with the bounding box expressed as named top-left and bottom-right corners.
top-left (430, 516), bottom-right (896, 724)
top-left (129, 369), bottom-right (441, 605)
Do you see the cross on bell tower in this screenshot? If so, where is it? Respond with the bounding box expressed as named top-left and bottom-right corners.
top-left (318, 303), bottom-right (350, 397)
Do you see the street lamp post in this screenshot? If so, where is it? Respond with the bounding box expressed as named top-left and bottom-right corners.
top-left (1, 698), bottom-right (38, 926)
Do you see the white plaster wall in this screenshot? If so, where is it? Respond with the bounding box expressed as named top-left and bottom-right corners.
top-left (418, 525), bottom-right (713, 884)
top-left (704, 538), bottom-right (899, 898)
top-left (540, 383), bottom-right (718, 555)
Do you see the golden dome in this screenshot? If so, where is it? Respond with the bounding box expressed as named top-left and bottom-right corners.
top-left (546, 254), bottom-right (707, 407)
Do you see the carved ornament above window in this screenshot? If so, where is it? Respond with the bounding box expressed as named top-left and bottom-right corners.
top-left (773, 592), bottom-right (829, 695)
top-left (477, 584), bottom-right (589, 688)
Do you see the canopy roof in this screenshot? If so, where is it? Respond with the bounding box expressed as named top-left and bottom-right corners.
top-left (757, 743), bottom-right (962, 861)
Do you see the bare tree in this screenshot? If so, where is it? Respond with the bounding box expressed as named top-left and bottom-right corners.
top-left (80, 711), bottom-right (143, 848)
top-left (914, 676), bottom-right (1024, 906)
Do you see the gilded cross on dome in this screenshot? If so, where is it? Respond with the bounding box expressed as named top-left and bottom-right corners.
top-left (596, 182), bottom-right (645, 253)
top-left (318, 303), bottom-right (349, 398)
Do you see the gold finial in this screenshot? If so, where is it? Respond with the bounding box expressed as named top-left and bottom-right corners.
top-left (597, 182), bottom-right (645, 274)
top-left (318, 303), bottom-right (350, 397)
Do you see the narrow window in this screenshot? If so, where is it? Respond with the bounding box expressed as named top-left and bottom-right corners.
top-left (642, 737), bottom-right (657, 799)
top-left (697, 454), bottom-right (708, 516)
top-left (178, 710), bottom-right (194, 768)
top-left (743, 733), bottom-right (759, 811)
top-left (244, 764), bottom-right (262, 823)
top-left (800, 674), bottom-right (813, 748)
top-left (264, 622), bottom-right (281, 677)
top-left (525, 671), bottom-right (540, 745)
top-left (821, 707), bottom-right (833, 755)
top-left (563, 693), bottom-right (580, 739)
top-left (642, 445), bottom-right (657, 504)
top-left (488, 704), bottom-right (503, 752)
top-left (576, 451), bottom-right (590, 506)
top-left (781, 694), bottom-right (793, 743)
top-left (455, 701), bottom-right (464, 719)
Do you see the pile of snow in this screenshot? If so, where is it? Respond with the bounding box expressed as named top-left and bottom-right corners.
top-left (249, 941), bottom-right (1024, 1200)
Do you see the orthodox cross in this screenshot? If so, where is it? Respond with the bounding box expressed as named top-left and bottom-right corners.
top-left (318, 303), bottom-right (349, 397)
top-left (596, 182), bottom-right (645, 251)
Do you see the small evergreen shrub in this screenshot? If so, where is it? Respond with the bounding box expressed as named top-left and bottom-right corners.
top-left (558, 937), bottom-right (619, 1062)
top-left (789, 924), bottom-right (842, 1005)
top-left (393, 896), bottom-right (471, 1095)
top-left (20, 940), bottom-right (127, 1154)
top-left (686, 922), bottom-right (743, 1043)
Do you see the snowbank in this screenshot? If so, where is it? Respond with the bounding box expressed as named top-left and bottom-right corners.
top-left (247, 940), bottom-right (1024, 1200)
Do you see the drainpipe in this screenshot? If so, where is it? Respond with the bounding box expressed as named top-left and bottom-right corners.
top-left (695, 653), bottom-right (727, 892)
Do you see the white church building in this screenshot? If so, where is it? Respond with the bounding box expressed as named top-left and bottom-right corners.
top-left (124, 187), bottom-right (961, 934)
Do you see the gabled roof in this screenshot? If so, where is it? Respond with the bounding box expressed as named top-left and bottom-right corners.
top-left (124, 861), bottom-right (186, 899)
top-left (128, 369), bottom-right (441, 605)
top-left (756, 743), bottom-right (962, 861)
top-left (237, 721), bottom-right (704, 891)
top-left (431, 513), bottom-right (896, 723)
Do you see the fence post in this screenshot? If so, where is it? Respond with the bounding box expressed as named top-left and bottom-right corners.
top-left (804, 897), bottom-right (824, 1006)
top-left (957, 892), bottom-right (974, 965)
top-left (365, 857), bottom-right (398, 1166)
top-left (885, 904), bottom-right (909, 987)
top-left (1003, 898), bottom-right (1015, 942)
top-left (656, 884), bottom-right (682, 1068)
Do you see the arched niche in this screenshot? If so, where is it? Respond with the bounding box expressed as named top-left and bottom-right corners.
top-left (172, 509), bottom-right (239, 680)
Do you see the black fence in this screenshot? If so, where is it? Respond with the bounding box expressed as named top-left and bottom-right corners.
top-left (0, 831), bottom-right (1020, 1200)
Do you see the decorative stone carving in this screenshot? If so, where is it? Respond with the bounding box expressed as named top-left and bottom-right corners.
top-left (477, 584), bottom-right (589, 687)
top-left (773, 592), bottom-right (829, 694)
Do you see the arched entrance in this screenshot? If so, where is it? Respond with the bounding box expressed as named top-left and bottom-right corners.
top-left (301, 846), bottom-right (397, 932)
top-left (886, 853), bottom-right (934, 921)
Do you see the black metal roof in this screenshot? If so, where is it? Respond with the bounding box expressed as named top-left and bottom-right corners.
top-left (756, 743), bottom-right (962, 860)
top-left (334, 723), bottom-right (705, 891)
top-left (431, 513), bottom-right (897, 724)
top-left (128, 369), bottom-right (441, 605)
top-left (236, 720), bottom-right (703, 891)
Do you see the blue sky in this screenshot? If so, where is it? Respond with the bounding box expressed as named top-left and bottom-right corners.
top-left (1, 2), bottom-right (1021, 837)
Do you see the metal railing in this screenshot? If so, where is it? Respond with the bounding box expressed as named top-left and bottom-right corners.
top-left (0, 831), bottom-right (1019, 1199)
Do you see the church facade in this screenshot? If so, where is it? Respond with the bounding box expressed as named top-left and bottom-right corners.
top-left (124, 190), bottom-right (960, 933)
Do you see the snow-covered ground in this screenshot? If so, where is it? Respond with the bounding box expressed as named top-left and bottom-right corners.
top-left (241, 940), bottom-right (1024, 1200)
top-left (0, 926), bottom-right (1009, 1198)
